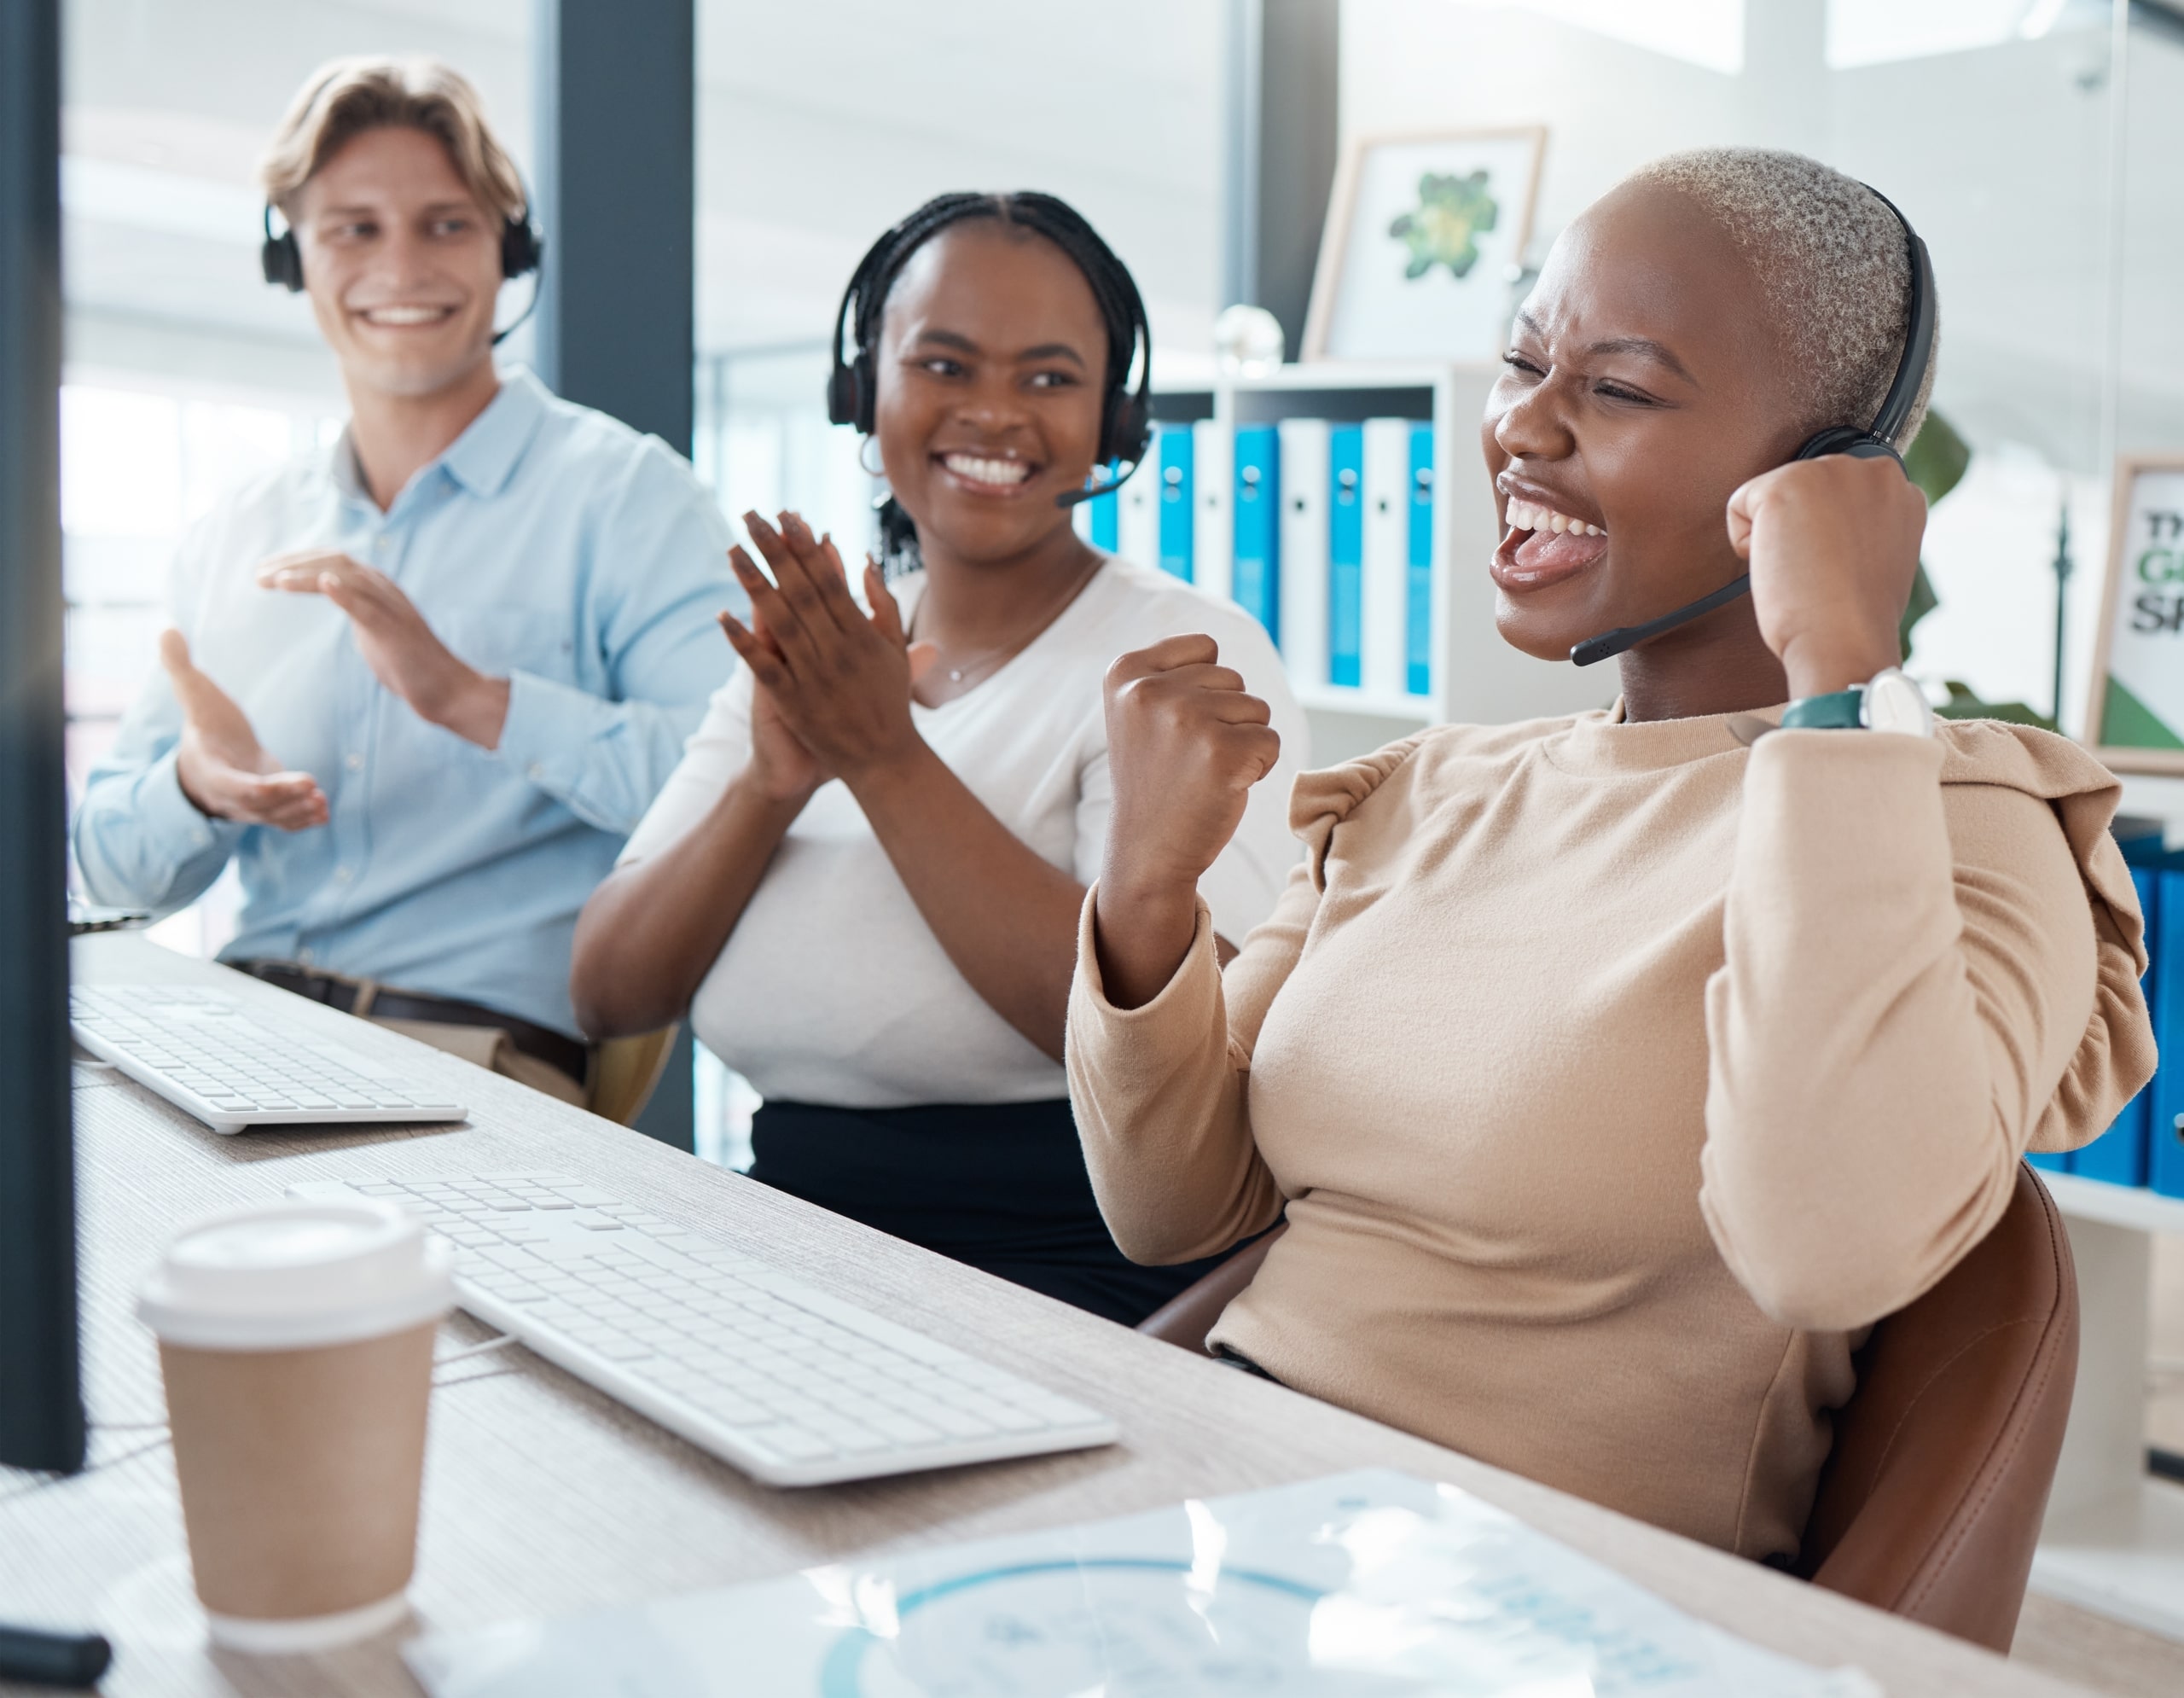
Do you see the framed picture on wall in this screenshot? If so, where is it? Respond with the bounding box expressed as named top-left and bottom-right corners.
top-left (2085, 455), bottom-right (2184, 774)
top-left (1302, 126), bottom-right (1547, 364)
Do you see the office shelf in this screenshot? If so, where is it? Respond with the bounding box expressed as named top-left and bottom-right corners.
top-left (1136, 363), bottom-right (1612, 744)
top-left (2045, 1171), bottom-right (2184, 1236)
top-left (1292, 682), bottom-right (1435, 722)
top-left (2033, 1480), bottom-right (2184, 1643)
top-left (2030, 1169), bottom-right (2184, 1643)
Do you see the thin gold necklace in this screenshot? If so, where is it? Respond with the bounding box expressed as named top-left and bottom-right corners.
top-left (914, 553), bottom-right (1101, 687)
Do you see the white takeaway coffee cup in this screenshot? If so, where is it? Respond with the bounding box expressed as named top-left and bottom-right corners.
top-left (137, 1198), bottom-right (453, 1653)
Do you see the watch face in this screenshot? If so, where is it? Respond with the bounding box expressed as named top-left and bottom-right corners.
top-left (1864, 670), bottom-right (1935, 738)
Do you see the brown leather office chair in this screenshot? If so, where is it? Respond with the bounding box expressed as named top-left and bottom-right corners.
top-left (1795, 1164), bottom-right (2077, 1651)
top-left (1137, 1166), bottom-right (2077, 1654)
top-left (1136, 1223), bottom-right (1286, 1358)
top-left (587, 1024), bottom-right (680, 1127)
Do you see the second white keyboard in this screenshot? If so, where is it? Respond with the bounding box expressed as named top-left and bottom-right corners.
top-left (288, 1171), bottom-right (1119, 1487)
top-left (73, 984), bottom-right (468, 1131)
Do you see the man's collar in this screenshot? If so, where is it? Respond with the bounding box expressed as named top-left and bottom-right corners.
top-left (320, 365), bottom-right (552, 507)
top-left (439, 366), bottom-right (549, 497)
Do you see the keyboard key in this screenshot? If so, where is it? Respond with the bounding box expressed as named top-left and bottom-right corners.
top-left (867, 1411), bottom-right (943, 1445)
top-left (689, 1389), bottom-right (770, 1426)
top-left (921, 1404), bottom-right (998, 1439)
top-left (546, 1185), bottom-right (620, 1208)
top-left (743, 1426), bottom-right (834, 1462)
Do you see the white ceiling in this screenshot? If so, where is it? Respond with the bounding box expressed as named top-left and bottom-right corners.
top-left (59, 0), bottom-right (1223, 401)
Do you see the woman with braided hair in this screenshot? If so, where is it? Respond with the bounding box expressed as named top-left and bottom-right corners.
top-left (572, 192), bottom-right (1306, 1324)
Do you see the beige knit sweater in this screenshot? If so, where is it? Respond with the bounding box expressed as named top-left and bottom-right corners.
top-left (1066, 709), bottom-right (2156, 1562)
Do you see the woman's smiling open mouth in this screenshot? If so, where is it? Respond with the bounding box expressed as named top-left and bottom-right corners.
top-left (1493, 490), bottom-right (1609, 590)
top-left (938, 451), bottom-right (1037, 495)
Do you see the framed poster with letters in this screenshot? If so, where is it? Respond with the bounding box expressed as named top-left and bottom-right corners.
top-left (2086, 455), bottom-right (2184, 775)
top-left (1302, 127), bottom-right (1547, 364)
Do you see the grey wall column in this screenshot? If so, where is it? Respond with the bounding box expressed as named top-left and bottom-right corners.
top-left (1220, 0), bottom-right (1264, 312)
top-left (0, 0), bottom-right (84, 1472)
top-left (532, 0), bottom-right (699, 1149)
top-left (1222, 0), bottom-right (1339, 361)
top-left (532, 0), bottom-right (696, 450)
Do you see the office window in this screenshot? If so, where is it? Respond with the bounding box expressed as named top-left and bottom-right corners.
top-left (61, 380), bottom-right (339, 956)
top-left (1827, 0), bottom-right (2111, 69)
top-left (693, 346), bottom-right (880, 562)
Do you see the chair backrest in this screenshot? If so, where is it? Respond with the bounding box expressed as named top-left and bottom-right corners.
top-left (1796, 1163), bottom-right (2077, 1652)
top-left (587, 1025), bottom-right (679, 1127)
top-left (1139, 1166), bottom-right (2077, 1653)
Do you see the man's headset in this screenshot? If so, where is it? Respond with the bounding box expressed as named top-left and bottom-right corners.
top-left (1568, 185), bottom-right (1937, 668)
top-left (259, 199), bottom-right (546, 347)
top-left (824, 230), bottom-right (1156, 509)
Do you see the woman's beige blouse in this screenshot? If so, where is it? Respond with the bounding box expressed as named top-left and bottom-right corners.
top-left (1066, 710), bottom-right (2155, 1562)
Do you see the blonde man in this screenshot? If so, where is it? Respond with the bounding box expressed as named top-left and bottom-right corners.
top-left (73, 57), bottom-right (736, 1104)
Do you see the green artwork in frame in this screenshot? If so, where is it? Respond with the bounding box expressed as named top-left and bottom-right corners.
top-left (1388, 170), bottom-right (1501, 282)
top-left (1304, 127), bottom-right (1545, 363)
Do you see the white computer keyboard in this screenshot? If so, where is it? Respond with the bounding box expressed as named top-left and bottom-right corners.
top-left (288, 1171), bottom-right (1120, 1487)
top-left (72, 984), bottom-right (468, 1132)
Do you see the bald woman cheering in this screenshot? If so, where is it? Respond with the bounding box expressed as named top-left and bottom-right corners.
top-left (1066, 149), bottom-right (2156, 1565)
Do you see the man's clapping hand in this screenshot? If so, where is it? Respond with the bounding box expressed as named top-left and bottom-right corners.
top-left (258, 550), bottom-right (511, 748)
top-left (161, 631), bottom-right (329, 831)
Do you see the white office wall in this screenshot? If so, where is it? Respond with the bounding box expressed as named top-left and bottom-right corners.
top-left (693, 0), bottom-right (1223, 375)
top-left (1339, 0), bottom-right (2184, 728)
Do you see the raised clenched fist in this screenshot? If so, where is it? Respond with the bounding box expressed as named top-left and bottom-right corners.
top-left (1727, 451), bottom-right (1927, 700)
top-left (1092, 634), bottom-right (1280, 1008)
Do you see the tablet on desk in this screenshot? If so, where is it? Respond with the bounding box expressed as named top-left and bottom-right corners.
top-left (404, 1468), bottom-right (1883, 1698)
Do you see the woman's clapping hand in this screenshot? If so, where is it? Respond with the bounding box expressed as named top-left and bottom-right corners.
top-left (718, 511), bottom-right (937, 799)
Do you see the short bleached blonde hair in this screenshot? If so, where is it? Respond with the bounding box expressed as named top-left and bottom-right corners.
top-left (1626, 148), bottom-right (1939, 451)
top-left (258, 56), bottom-right (526, 224)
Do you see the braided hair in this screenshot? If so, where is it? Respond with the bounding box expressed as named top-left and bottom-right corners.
top-left (834, 191), bottom-right (1151, 575)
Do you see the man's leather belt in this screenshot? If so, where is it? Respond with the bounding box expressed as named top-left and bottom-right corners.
top-left (235, 961), bottom-right (590, 1084)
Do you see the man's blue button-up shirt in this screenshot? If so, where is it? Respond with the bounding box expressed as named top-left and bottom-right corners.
top-left (73, 368), bottom-right (740, 1038)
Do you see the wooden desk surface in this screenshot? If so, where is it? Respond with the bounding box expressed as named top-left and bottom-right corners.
top-left (1, 936), bottom-right (2083, 1697)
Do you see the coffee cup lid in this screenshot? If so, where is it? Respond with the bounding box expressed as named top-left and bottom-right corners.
top-left (137, 1199), bottom-right (453, 1352)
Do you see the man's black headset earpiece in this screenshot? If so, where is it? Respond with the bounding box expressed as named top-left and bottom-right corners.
top-left (825, 232), bottom-right (1154, 509)
top-left (260, 199), bottom-right (545, 346)
top-left (1569, 184), bottom-right (1937, 667)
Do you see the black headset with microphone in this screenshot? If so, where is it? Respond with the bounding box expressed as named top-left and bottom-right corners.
top-left (260, 197), bottom-right (546, 346)
top-left (1568, 185), bottom-right (1937, 668)
top-left (824, 224), bottom-right (1156, 509)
